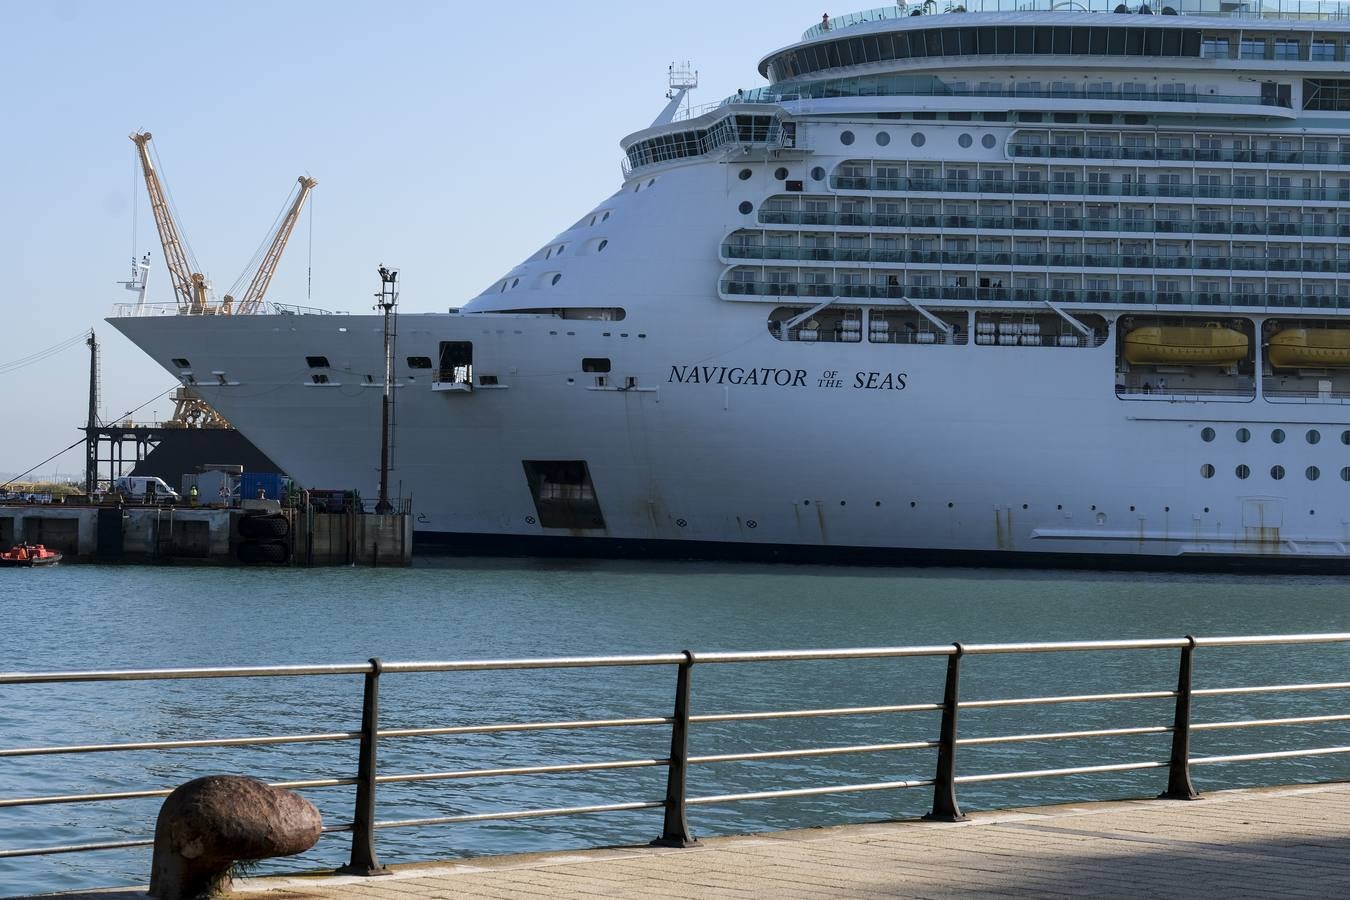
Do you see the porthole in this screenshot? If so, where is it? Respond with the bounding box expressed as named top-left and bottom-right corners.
top-left (1343, 430), bottom-right (1350, 445)
top-left (774, 167), bottom-right (788, 180)
top-left (738, 201), bottom-right (753, 215)
top-left (1236, 464), bottom-right (1250, 479)
top-left (911, 132), bottom-right (926, 147)
top-left (810, 166), bottom-right (826, 181)
top-left (958, 133), bottom-right (973, 148)
top-left (602, 211), bottom-right (610, 221)
top-left (1200, 464), bottom-right (1215, 478)
top-left (840, 130), bottom-right (855, 145)
top-left (557, 244), bottom-right (565, 255)
top-left (551, 274), bottom-right (562, 286)
top-left (982, 134), bottom-right (997, 149)
top-left (511, 278), bottom-right (519, 288)
top-left (1271, 465), bottom-right (1285, 480)
top-left (1307, 465), bottom-right (1321, 481)
top-left (1236, 427), bottom-right (1251, 443)
top-left (1201, 427), bottom-right (1215, 443)
top-left (1307, 429), bottom-right (1321, 445)
top-left (738, 168), bottom-right (752, 180)
top-left (647, 178), bottom-right (655, 187)
top-left (597, 240), bottom-right (608, 252)
top-left (1342, 467), bottom-right (1350, 481)
top-left (1271, 428), bottom-right (1286, 444)
top-left (876, 131), bottom-right (891, 147)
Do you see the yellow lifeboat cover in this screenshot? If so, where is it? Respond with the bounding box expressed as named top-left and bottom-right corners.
top-left (1267, 328), bottom-right (1350, 369)
top-left (1123, 324), bottom-right (1248, 366)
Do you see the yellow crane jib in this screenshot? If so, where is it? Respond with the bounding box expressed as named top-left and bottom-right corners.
top-left (130, 132), bottom-right (210, 315)
top-left (224, 175), bottom-right (318, 315)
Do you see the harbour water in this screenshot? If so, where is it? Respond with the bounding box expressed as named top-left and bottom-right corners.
top-left (2, 558), bottom-right (1348, 896)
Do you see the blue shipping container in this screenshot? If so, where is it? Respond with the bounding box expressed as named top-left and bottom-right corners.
top-left (241, 472), bottom-right (282, 502)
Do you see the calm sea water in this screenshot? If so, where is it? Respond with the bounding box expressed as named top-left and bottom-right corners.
top-left (2, 558), bottom-right (1348, 896)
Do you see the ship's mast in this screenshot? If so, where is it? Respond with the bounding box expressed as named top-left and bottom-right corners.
top-left (375, 265), bottom-right (399, 514)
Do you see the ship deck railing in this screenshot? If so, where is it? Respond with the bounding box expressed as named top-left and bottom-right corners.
top-left (830, 176), bottom-right (1350, 205)
top-left (110, 301), bottom-right (343, 318)
top-left (3, 633), bottom-right (1350, 873)
top-left (722, 280), bottom-right (1350, 311)
top-left (804, 1), bottom-right (1350, 41)
top-left (755, 212), bottom-right (1350, 239)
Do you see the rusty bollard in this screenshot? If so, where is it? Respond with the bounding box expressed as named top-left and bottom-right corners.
top-left (148, 775), bottom-right (322, 899)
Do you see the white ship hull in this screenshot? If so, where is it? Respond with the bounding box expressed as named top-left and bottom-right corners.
top-left (111, 6), bottom-right (1350, 569)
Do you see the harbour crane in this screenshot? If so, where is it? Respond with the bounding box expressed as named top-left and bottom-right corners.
top-left (129, 131), bottom-right (317, 315)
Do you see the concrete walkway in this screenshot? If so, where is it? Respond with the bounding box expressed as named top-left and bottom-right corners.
top-left (37, 782), bottom-right (1350, 899)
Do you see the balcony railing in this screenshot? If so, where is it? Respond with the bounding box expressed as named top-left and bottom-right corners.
top-left (757, 210), bottom-right (1350, 238)
top-left (1009, 144), bottom-right (1350, 166)
top-left (722, 280), bottom-right (1350, 310)
top-left (724, 244), bottom-right (1350, 274)
top-left (831, 175), bottom-right (1350, 203)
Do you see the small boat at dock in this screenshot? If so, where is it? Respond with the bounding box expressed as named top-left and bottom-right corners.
top-left (0, 543), bottom-right (62, 567)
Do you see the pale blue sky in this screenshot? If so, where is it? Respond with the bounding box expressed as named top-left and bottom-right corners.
top-left (0, 0), bottom-right (837, 477)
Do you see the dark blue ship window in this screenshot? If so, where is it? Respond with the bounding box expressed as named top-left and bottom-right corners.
top-left (171, 357), bottom-right (191, 369)
top-left (306, 356), bottom-right (329, 369)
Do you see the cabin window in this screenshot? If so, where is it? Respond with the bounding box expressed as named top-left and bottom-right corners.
top-left (582, 358), bottom-right (611, 373)
top-left (522, 460), bottom-right (605, 529)
top-left (479, 375), bottom-right (499, 386)
top-left (171, 358), bottom-right (191, 369)
top-left (406, 356), bottom-right (432, 369)
top-left (306, 356), bottom-right (330, 369)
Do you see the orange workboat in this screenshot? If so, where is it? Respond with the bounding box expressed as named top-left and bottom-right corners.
top-left (0, 543), bottom-right (62, 567)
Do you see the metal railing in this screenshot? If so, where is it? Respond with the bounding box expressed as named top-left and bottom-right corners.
top-left (110, 301), bottom-right (343, 318)
top-left (832, 175), bottom-right (1350, 204)
top-left (2, 634), bottom-right (1349, 876)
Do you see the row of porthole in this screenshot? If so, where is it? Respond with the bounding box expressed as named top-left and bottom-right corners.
top-left (838, 130), bottom-right (1000, 150)
top-left (1201, 426), bottom-right (1350, 445)
top-left (498, 240), bottom-right (610, 292)
top-left (1199, 463), bottom-right (1349, 482)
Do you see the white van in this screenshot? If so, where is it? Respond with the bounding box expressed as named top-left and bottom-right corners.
top-left (112, 476), bottom-right (181, 503)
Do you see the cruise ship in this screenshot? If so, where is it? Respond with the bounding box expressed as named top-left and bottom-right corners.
top-left (113, 1), bottom-right (1350, 569)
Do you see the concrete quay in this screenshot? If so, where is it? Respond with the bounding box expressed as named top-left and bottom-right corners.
top-left (38, 781), bottom-right (1349, 899)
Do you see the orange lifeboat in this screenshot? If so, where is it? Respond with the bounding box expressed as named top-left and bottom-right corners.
top-left (0, 543), bottom-right (62, 567)
top-left (1123, 323), bottom-right (1248, 366)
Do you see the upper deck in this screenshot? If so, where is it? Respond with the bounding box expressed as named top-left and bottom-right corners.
top-left (805, 0), bottom-right (1350, 43)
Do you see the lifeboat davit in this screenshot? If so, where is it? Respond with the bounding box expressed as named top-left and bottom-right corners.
top-left (1123, 324), bottom-right (1248, 366)
top-left (1267, 328), bottom-right (1350, 369)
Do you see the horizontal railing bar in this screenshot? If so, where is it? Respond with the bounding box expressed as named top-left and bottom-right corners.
top-left (379, 716), bottom-right (671, 739)
top-left (691, 646), bottom-right (956, 663)
top-left (961, 639), bottom-right (1188, 654)
top-left (373, 799), bottom-right (665, 829)
top-left (0, 777), bottom-right (356, 808)
top-left (380, 655), bottom-right (688, 673)
top-left (0, 838), bottom-right (155, 859)
top-left (688, 778), bottom-right (934, 805)
top-left (957, 725), bottom-right (1172, 746)
top-left (1194, 681), bottom-right (1350, 697)
top-left (0, 663), bottom-right (373, 684)
top-left (961, 690), bottom-right (1176, 709)
top-left (1190, 745), bottom-right (1350, 766)
top-left (955, 760), bottom-right (1168, 784)
top-left (376, 758), bottom-right (669, 784)
top-left (0, 731), bottom-right (360, 758)
top-left (1192, 713), bottom-right (1350, 731)
top-left (691, 740), bottom-right (937, 765)
top-left (4, 635), bottom-right (1349, 686)
top-left (1193, 633), bottom-right (1350, 648)
top-left (691, 702), bottom-right (941, 723)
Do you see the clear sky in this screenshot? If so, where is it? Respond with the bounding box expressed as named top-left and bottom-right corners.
top-left (0, 0), bottom-right (839, 478)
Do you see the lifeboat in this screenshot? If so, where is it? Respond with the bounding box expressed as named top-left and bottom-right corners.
top-left (1267, 328), bottom-right (1350, 369)
top-left (1123, 324), bottom-right (1248, 366)
top-left (0, 543), bottom-right (62, 567)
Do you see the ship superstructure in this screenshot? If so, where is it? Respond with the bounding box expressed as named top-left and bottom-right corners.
top-left (113, 1), bottom-right (1350, 568)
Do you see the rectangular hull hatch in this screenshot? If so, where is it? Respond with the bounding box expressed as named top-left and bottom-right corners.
top-left (522, 461), bottom-right (606, 530)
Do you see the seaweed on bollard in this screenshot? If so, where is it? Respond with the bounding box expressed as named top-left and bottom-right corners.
top-left (148, 775), bottom-right (321, 899)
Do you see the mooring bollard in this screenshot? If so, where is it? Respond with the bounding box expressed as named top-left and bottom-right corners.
top-left (147, 775), bottom-right (321, 899)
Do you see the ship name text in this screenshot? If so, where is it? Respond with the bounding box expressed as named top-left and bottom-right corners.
top-left (667, 365), bottom-right (907, 391)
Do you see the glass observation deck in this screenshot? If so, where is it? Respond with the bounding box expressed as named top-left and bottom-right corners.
top-left (806, 2), bottom-right (1350, 40)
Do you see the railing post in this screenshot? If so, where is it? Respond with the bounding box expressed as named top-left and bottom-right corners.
top-left (652, 650), bottom-right (699, 847)
top-left (924, 643), bottom-right (968, 822)
top-left (1160, 636), bottom-right (1201, 801)
top-left (339, 657), bottom-right (391, 875)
